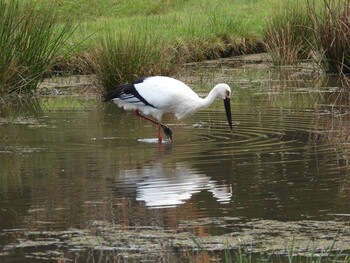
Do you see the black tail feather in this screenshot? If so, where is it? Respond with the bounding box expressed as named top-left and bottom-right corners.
top-left (102, 87), bottom-right (123, 102)
top-left (102, 77), bottom-right (148, 102)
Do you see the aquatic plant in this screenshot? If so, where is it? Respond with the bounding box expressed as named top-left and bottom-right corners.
top-left (264, 0), bottom-right (314, 65)
top-left (223, 246), bottom-right (350, 263)
top-left (0, 0), bottom-right (76, 95)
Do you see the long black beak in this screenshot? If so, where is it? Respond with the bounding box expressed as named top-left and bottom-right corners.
top-left (223, 97), bottom-right (232, 131)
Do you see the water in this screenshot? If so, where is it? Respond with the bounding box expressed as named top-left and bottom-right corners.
top-left (1, 61), bottom-right (350, 261)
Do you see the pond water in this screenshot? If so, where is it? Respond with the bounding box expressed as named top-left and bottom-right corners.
top-left (1, 57), bottom-right (350, 262)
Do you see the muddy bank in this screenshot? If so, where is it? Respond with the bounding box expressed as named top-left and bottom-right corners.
top-left (37, 54), bottom-right (272, 97)
top-left (37, 74), bottom-right (100, 97)
top-left (45, 40), bottom-right (267, 78)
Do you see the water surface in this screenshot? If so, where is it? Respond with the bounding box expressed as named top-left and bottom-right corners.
top-left (1, 61), bottom-right (350, 261)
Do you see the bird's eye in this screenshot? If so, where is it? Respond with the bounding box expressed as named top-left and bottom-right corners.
top-left (226, 90), bottom-right (230, 97)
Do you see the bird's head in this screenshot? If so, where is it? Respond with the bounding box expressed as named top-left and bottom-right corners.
top-left (215, 83), bottom-right (231, 100)
top-left (215, 83), bottom-right (232, 131)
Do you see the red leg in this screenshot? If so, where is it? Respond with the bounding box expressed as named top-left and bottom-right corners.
top-left (134, 110), bottom-right (170, 142)
top-left (157, 124), bottom-right (162, 143)
top-left (135, 110), bottom-right (158, 125)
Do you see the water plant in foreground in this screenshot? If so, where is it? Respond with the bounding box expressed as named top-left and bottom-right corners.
top-left (0, 0), bottom-right (76, 95)
top-left (222, 246), bottom-right (350, 263)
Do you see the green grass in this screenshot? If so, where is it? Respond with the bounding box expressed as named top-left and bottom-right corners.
top-left (264, 0), bottom-right (314, 65)
top-left (62, 0), bottom-right (267, 60)
top-left (0, 0), bottom-right (279, 94)
top-left (0, 0), bottom-right (76, 95)
top-left (308, 0), bottom-right (350, 74)
top-left (65, 0), bottom-right (276, 91)
top-left (185, 236), bottom-right (350, 263)
top-left (264, 0), bottom-right (350, 75)
top-left (26, 0), bottom-right (277, 56)
top-left (5, 0), bottom-right (350, 93)
top-left (15, 0), bottom-right (277, 92)
top-left (88, 31), bottom-right (177, 91)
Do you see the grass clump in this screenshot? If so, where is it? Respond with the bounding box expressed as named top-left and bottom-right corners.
top-left (308, 0), bottom-right (350, 74)
top-left (264, 0), bottom-right (314, 65)
top-left (0, 0), bottom-right (76, 95)
top-left (223, 247), bottom-right (350, 263)
top-left (265, 0), bottom-right (350, 76)
top-left (88, 32), bottom-right (178, 92)
top-left (85, 0), bottom-right (269, 92)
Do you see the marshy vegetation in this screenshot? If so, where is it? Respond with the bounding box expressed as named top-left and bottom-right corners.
top-left (312, 0), bottom-right (350, 74)
top-left (88, 33), bottom-right (176, 92)
top-left (264, 0), bottom-right (314, 65)
top-left (3, 1), bottom-right (350, 262)
top-left (2, 0), bottom-right (350, 94)
top-left (0, 0), bottom-right (76, 96)
top-left (264, 0), bottom-right (350, 76)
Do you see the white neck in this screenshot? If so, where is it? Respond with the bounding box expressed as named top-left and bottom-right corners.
top-left (196, 85), bottom-right (222, 109)
top-left (175, 84), bottom-right (226, 119)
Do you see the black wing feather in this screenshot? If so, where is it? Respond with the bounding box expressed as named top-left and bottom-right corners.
top-left (102, 77), bottom-right (156, 108)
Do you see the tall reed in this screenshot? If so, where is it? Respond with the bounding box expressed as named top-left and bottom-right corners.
top-left (264, 1), bottom-right (314, 65)
top-left (308, 0), bottom-right (350, 74)
top-left (89, 31), bottom-right (178, 93)
top-left (0, 0), bottom-right (75, 95)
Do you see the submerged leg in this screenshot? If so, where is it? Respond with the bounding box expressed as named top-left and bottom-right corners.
top-left (157, 124), bottom-right (162, 143)
top-left (134, 110), bottom-right (173, 142)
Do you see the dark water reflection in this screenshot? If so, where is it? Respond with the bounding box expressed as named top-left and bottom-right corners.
top-left (1, 65), bottom-right (350, 261)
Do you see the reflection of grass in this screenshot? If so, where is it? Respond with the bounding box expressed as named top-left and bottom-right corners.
top-left (317, 92), bottom-right (350, 169)
top-left (40, 97), bottom-right (98, 110)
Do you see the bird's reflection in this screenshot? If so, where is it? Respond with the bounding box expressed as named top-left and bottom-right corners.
top-left (114, 162), bottom-right (232, 208)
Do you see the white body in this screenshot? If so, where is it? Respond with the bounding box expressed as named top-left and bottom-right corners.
top-left (112, 76), bottom-right (231, 121)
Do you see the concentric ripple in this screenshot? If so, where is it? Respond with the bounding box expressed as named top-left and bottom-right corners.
top-left (173, 107), bottom-right (320, 159)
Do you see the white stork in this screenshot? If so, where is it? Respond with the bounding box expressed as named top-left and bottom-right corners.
top-left (103, 76), bottom-right (232, 143)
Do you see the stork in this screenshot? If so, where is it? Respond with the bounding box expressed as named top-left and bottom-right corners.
top-left (103, 76), bottom-right (232, 143)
